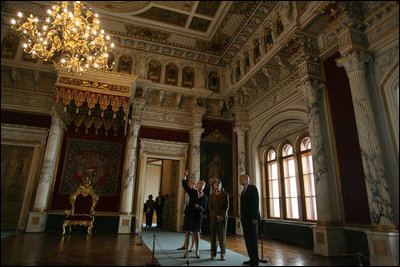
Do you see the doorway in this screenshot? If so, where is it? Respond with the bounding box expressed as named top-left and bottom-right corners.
top-left (135, 138), bottom-right (188, 233)
top-left (142, 158), bottom-right (180, 230)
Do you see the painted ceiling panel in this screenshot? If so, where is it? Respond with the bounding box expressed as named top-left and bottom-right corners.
top-left (2, 1), bottom-right (276, 66)
top-left (195, 1), bottom-right (221, 17)
top-left (153, 1), bottom-right (195, 12)
top-left (189, 17), bottom-right (212, 32)
top-left (136, 6), bottom-right (189, 27)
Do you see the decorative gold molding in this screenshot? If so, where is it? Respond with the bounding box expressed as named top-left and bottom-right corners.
top-left (371, 224), bottom-right (399, 233)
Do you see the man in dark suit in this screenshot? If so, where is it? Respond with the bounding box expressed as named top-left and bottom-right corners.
top-left (240, 174), bottom-right (260, 266)
top-left (155, 191), bottom-right (164, 228)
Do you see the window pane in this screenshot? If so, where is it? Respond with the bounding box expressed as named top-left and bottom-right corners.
top-left (305, 196), bottom-right (317, 220)
top-left (272, 179), bottom-right (279, 198)
top-left (286, 197), bottom-right (299, 219)
top-left (267, 150), bottom-right (276, 161)
top-left (300, 137), bottom-right (312, 151)
top-left (283, 157), bottom-right (298, 198)
top-left (269, 198), bottom-right (280, 218)
top-left (303, 173), bottom-right (315, 197)
top-left (301, 149), bottom-right (317, 220)
top-left (282, 144), bottom-right (293, 156)
top-left (268, 162), bottom-right (278, 180)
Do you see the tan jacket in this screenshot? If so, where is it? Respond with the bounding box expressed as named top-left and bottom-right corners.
top-left (208, 191), bottom-right (229, 219)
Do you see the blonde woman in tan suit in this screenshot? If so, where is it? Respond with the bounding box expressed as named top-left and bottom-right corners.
top-left (208, 179), bottom-right (229, 261)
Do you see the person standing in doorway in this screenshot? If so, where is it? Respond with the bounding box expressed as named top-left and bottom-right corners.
top-left (162, 194), bottom-right (169, 228)
top-left (155, 191), bottom-right (164, 228)
top-left (240, 174), bottom-right (260, 266)
top-left (144, 195), bottom-right (156, 229)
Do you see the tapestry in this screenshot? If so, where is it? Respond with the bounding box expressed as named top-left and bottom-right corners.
top-left (59, 138), bottom-right (122, 196)
top-left (1, 144), bottom-right (33, 230)
top-left (200, 141), bottom-right (233, 194)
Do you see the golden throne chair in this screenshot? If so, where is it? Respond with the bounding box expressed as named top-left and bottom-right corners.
top-left (62, 178), bottom-right (99, 235)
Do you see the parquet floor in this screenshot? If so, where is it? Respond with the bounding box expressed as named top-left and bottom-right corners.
top-left (1, 230), bottom-right (363, 266)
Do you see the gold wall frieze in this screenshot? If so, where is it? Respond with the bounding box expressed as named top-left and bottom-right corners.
top-left (54, 87), bottom-right (130, 114)
top-left (57, 77), bottom-right (131, 95)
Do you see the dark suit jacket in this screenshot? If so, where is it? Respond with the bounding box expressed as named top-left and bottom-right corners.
top-left (240, 184), bottom-right (260, 223)
top-left (182, 179), bottom-right (208, 217)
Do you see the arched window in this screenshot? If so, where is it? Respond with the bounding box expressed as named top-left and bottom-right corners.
top-left (148, 60), bottom-right (161, 83)
top-left (182, 66), bottom-right (194, 88)
top-left (300, 137), bottom-right (317, 221)
top-left (266, 149), bottom-right (280, 218)
top-left (208, 71), bottom-right (220, 93)
top-left (264, 135), bottom-right (318, 222)
top-left (282, 144), bottom-right (299, 219)
top-left (165, 63), bottom-right (178, 86)
top-left (117, 55), bottom-right (132, 74)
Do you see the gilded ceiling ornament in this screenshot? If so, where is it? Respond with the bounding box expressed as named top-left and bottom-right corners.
top-left (124, 25), bottom-right (171, 42)
top-left (88, 1), bottom-right (151, 13)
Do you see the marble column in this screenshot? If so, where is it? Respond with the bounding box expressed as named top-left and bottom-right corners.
top-left (338, 51), bottom-right (397, 266)
top-left (338, 51), bottom-right (395, 226)
top-left (299, 80), bottom-right (332, 224)
top-left (26, 111), bottom-right (63, 232)
top-left (300, 80), bottom-right (346, 256)
top-left (234, 125), bottom-right (248, 236)
top-left (189, 127), bottom-right (204, 183)
top-left (118, 118), bottom-right (141, 234)
top-left (234, 126), bottom-right (248, 175)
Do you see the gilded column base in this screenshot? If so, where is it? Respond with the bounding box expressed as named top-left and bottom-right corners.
top-left (25, 212), bottom-right (47, 233)
top-left (365, 229), bottom-right (399, 266)
top-left (118, 215), bottom-right (133, 234)
top-left (312, 225), bottom-right (346, 257)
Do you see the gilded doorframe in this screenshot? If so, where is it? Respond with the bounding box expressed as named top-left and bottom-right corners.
top-left (135, 138), bottom-right (188, 233)
top-left (1, 123), bottom-right (48, 231)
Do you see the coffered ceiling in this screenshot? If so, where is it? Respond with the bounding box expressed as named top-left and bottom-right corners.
top-left (2, 1), bottom-right (277, 66)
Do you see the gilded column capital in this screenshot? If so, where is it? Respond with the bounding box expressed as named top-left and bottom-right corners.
top-left (189, 127), bottom-right (204, 145)
top-left (337, 50), bottom-right (372, 75)
top-left (233, 125), bottom-right (249, 137)
top-left (298, 79), bottom-right (326, 104)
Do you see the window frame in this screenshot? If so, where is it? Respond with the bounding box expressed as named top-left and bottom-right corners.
top-left (265, 148), bottom-right (281, 219)
top-left (263, 134), bottom-right (317, 223)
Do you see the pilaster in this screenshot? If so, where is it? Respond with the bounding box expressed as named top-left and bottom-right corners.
top-left (26, 110), bottom-right (63, 232)
top-left (119, 101), bottom-right (144, 234)
top-left (293, 33), bottom-right (345, 256)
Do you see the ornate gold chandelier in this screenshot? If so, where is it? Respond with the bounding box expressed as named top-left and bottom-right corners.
top-left (10, 1), bottom-right (115, 73)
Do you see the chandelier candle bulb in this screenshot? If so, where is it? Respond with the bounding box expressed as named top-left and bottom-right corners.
top-left (10, 1), bottom-right (114, 73)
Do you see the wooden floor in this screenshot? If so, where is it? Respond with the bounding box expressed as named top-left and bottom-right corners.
top-left (1, 230), bottom-right (364, 266)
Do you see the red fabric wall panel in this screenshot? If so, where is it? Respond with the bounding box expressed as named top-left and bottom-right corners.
top-left (323, 52), bottom-right (371, 225)
top-left (50, 125), bottom-right (125, 212)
